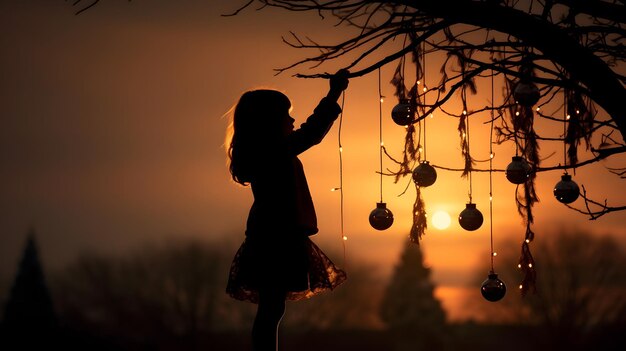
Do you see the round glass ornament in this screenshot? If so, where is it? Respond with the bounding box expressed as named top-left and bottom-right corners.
top-left (481, 272), bottom-right (507, 302)
top-left (412, 161), bottom-right (437, 187)
top-left (505, 156), bottom-right (532, 184)
top-left (391, 99), bottom-right (415, 126)
top-left (459, 203), bottom-right (484, 231)
top-left (553, 174), bottom-right (580, 204)
top-left (513, 81), bottom-right (540, 106)
top-left (369, 202), bottom-right (394, 230)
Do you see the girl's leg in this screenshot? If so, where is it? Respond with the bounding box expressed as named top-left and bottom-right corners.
top-left (252, 288), bottom-right (287, 351)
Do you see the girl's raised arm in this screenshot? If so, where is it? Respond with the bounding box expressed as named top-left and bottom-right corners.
top-left (286, 70), bottom-right (349, 155)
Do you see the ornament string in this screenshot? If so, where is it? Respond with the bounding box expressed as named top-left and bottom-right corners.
top-left (422, 40), bottom-right (427, 161)
top-left (489, 66), bottom-right (496, 272)
top-left (468, 117), bottom-right (473, 203)
top-left (563, 89), bottom-right (568, 172)
top-left (464, 87), bottom-right (473, 203)
top-left (379, 67), bottom-right (385, 203)
top-left (422, 103), bottom-right (427, 160)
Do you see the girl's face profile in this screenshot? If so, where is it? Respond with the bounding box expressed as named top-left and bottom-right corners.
top-left (280, 108), bottom-right (295, 136)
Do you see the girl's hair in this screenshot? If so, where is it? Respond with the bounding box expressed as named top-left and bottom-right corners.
top-left (226, 89), bottom-right (291, 185)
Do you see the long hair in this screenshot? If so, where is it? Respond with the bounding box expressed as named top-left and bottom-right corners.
top-left (226, 89), bottom-right (291, 185)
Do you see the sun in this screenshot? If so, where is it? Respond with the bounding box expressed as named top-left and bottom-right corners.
top-left (432, 210), bottom-right (451, 230)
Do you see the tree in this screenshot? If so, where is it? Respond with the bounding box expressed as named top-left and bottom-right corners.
top-left (223, 1), bottom-right (626, 145)
top-left (219, 0), bottom-right (626, 294)
top-left (380, 239), bottom-right (447, 350)
top-left (1, 230), bottom-right (59, 350)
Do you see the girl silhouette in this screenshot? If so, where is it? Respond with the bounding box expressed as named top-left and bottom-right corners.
top-left (226, 70), bottom-right (349, 350)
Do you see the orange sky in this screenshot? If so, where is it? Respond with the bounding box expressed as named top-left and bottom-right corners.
top-left (1, 0), bottom-right (625, 322)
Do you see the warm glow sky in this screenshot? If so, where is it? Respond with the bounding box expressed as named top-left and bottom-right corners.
top-left (2, 0), bottom-right (625, 321)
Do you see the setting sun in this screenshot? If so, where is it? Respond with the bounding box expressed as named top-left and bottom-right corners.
top-left (432, 210), bottom-right (452, 230)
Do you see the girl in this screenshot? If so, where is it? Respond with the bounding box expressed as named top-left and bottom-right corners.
top-left (226, 70), bottom-right (349, 351)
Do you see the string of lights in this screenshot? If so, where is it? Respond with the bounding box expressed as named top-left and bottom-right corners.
top-left (332, 91), bottom-right (348, 268)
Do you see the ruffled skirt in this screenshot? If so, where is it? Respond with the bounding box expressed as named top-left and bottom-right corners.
top-left (226, 235), bottom-right (347, 304)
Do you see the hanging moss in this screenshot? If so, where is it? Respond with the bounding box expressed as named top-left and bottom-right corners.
top-left (410, 183), bottom-right (427, 244)
top-left (566, 89), bottom-right (596, 168)
top-left (506, 77), bottom-right (540, 295)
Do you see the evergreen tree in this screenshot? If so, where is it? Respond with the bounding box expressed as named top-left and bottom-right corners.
top-left (2, 229), bottom-right (58, 349)
top-left (380, 239), bottom-right (447, 350)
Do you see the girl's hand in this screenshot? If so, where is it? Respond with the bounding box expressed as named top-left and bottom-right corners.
top-left (327, 69), bottom-right (349, 101)
top-left (330, 69), bottom-right (349, 93)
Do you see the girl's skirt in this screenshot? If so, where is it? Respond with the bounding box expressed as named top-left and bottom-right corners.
top-left (226, 234), bottom-right (347, 303)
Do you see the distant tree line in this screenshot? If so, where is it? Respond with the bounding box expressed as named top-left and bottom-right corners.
top-left (47, 236), bottom-right (389, 349)
top-left (1, 229), bottom-right (624, 350)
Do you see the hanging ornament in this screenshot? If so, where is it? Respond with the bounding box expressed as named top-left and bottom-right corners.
top-left (513, 80), bottom-right (540, 106)
top-left (481, 272), bottom-right (507, 302)
top-left (412, 161), bottom-right (437, 187)
top-left (369, 202), bottom-right (394, 231)
top-left (391, 99), bottom-right (415, 126)
top-left (553, 173), bottom-right (580, 204)
top-left (479, 60), bottom-right (506, 303)
top-left (459, 203), bottom-right (483, 231)
top-left (505, 156), bottom-right (532, 184)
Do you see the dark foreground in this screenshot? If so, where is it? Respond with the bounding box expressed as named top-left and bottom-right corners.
top-left (2, 324), bottom-right (624, 351)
